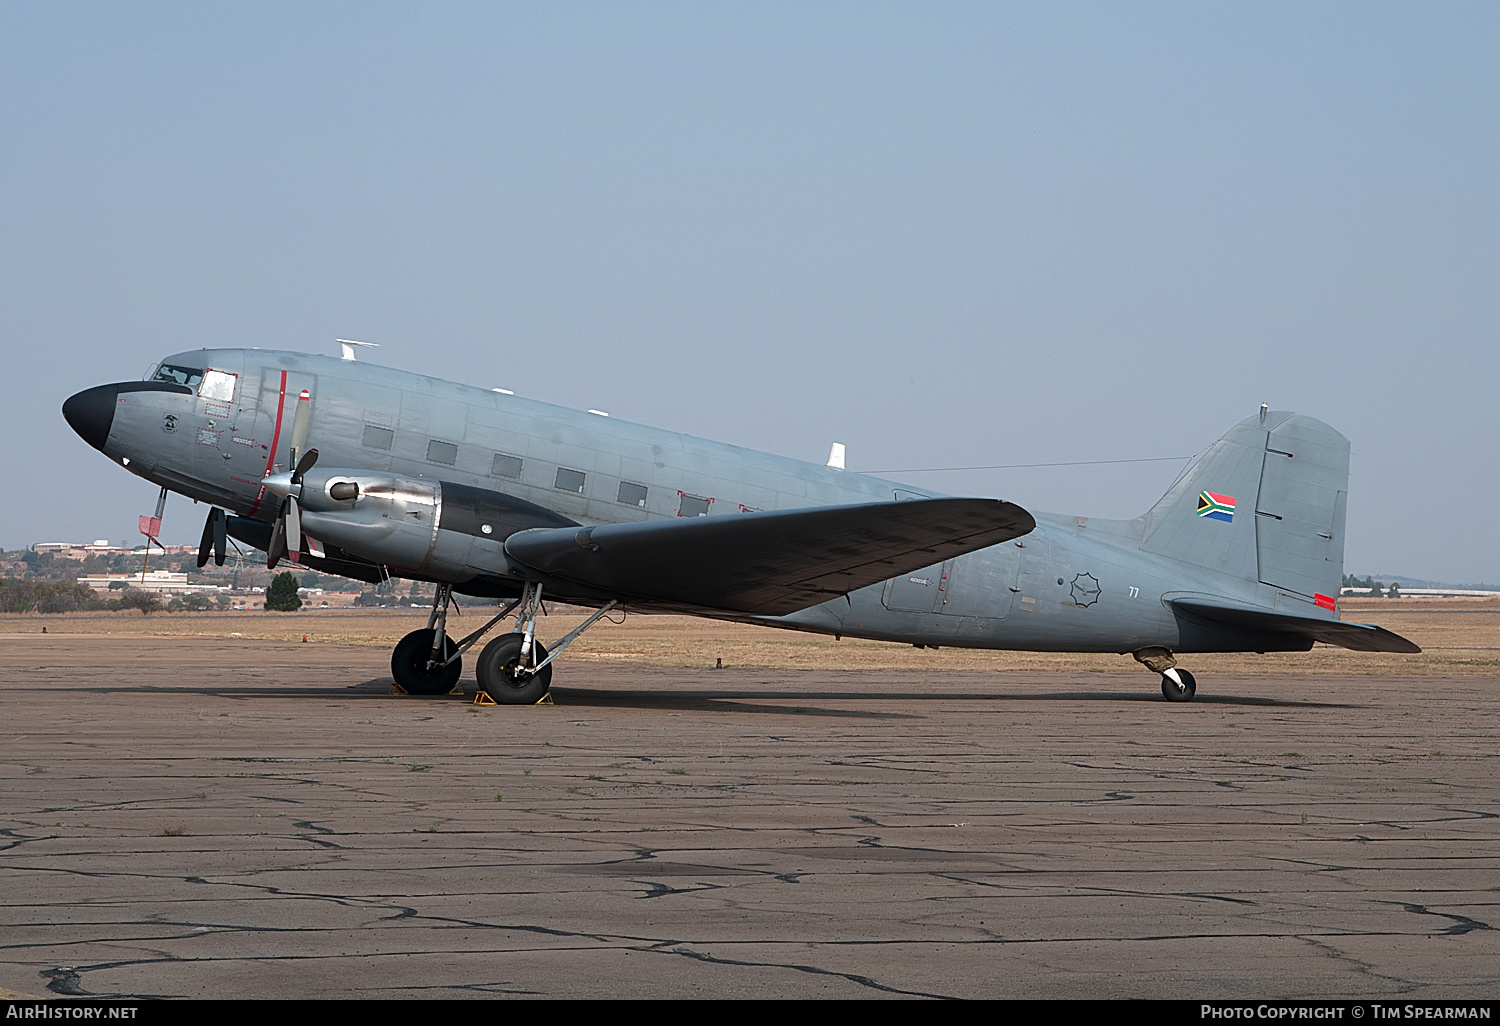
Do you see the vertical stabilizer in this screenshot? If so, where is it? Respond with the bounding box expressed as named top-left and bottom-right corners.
top-left (1137, 410), bottom-right (1349, 606)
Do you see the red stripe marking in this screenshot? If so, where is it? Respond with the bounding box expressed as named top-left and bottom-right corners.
top-left (1315, 593), bottom-right (1336, 610)
top-left (247, 371), bottom-right (289, 517)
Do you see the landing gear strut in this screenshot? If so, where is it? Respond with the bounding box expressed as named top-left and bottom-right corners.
top-left (475, 582), bottom-right (619, 705)
top-left (391, 583), bottom-right (464, 695)
top-left (477, 581), bottom-right (551, 704)
top-left (1134, 646), bottom-right (1198, 703)
top-left (391, 580), bottom-right (618, 703)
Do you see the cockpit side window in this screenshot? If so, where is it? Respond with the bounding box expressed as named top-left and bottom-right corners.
top-left (154, 364), bottom-right (204, 389)
top-left (199, 369), bottom-right (237, 402)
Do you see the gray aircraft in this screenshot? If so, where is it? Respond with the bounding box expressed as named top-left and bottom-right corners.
top-left (62, 346), bottom-right (1417, 704)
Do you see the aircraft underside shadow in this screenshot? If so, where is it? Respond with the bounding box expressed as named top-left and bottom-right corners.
top-left (19, 678), bottom-right (1362, 710)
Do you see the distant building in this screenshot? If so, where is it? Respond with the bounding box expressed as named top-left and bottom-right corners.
top-left (35, 540), bottom-right (197, 559)
top-left (1395, 588), bottom-right (1500, 598)
top-left (1341, 586), bottom-right (1500, 598)
top-left (78, 572), bottom-right (225, 595)
top-left (35, 540), bottom-right (134, 559)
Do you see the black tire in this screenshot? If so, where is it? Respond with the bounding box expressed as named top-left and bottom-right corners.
top-left (391, 629), bottom-right (463, 696)
top-left (476, 634), bottom-right (553, 705)
top-left (1161, 668), bottom-right (1197, 702)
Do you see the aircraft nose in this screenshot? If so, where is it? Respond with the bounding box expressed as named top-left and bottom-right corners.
top-left (62, 384), bottom-right (119, 452)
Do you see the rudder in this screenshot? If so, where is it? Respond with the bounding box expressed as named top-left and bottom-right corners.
top-left (1253, 414), bottom-right (1348, 605)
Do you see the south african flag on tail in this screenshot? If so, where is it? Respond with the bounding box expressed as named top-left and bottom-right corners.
top-left (1197, 491), bottom-right (1236, 522)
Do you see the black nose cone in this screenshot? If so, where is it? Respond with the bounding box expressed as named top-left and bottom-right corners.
top-left (63, 385), bottom-right (119, 452)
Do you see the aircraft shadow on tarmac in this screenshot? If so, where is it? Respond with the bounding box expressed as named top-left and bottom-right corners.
top-left (181, 677), bottom-right (1371, 712)
top-left (544, 687), bottom-right (1361, 712)
top-left (34, 677), bottom-right (1361, 712)
top-left (35, 677), bottom-right (1360, 711)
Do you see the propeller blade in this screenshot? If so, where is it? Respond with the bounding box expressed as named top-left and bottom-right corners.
top-left (212, 508), bottom-right (227, 566)
top-left (285, 495), bottom-right (301, 563)
top-left (197, 509), bottom-right (216, 568)
top-left (266, 505), bottom-right (286, 569)
top-left (288, 389), bottom-right (312, 468)
top-left (290, 447), bottom-right (319, 486)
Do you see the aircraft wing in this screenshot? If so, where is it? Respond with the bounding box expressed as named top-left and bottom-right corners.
top-left (503, 498), bottom-right (1035, 616)
top-left (1171, 598), bottom-right (1421, 653)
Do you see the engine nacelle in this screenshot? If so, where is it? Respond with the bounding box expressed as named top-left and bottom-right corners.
top-left (282, 469), bottom-right (576, 580)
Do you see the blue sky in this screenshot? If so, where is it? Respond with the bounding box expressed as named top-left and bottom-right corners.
top-left (4, 3), bottom-right (1496, 580)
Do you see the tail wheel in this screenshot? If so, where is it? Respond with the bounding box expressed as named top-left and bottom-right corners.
top-left (476, 634), bottom-right (553, 705)
top-left (391, 629), bottom-right (462, 696)
top-left (1161, 668), bottom-right (1197, 702)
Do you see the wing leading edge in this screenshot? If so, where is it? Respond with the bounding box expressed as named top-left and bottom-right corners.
top-left (504, 498), bottom-right (1035, 616)
top-left (1172, 598), bottom-right (1421, 653)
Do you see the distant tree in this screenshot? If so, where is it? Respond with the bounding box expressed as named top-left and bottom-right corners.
top-left (265, 573), bottom-right (303, 612)
top-left (1387, 582), bottom-right (1401, 599)
top-left (0, 579), bottom-right (99, 614)
top-left (118, 589), bottom-right (162, 615)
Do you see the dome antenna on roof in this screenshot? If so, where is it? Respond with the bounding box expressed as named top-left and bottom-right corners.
top-left (336, 339), bottom-right (380, 361)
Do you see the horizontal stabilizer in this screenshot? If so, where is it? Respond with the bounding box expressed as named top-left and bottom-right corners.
top-left (504, 498), bottom-right (1035, 616)
top-left (1172, 598), bottom-right (1420, 654)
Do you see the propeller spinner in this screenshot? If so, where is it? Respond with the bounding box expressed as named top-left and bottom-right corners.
top-left (262, 448), bottom-right (319, 568)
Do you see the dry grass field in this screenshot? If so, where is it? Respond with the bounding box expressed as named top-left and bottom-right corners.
top-left (1, 596), bottom-right (1494, 677)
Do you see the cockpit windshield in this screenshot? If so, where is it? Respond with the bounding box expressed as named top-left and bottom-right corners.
top-left (154, 364), bottom-right (204, 389)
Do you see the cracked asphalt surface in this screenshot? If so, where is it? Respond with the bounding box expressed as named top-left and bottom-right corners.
top-left (2, 633), bottom-right (1497, 999)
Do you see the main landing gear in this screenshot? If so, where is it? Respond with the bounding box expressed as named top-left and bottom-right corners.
top-left (1133, 646), bottom-right (1198, 702)
top-left (390, 581), bottom-right (617, 704)
top-left (390, 583), bottom-right (467, 696)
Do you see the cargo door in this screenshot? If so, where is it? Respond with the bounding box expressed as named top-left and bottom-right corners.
top-left (934, 548), bottom-right (1018, 619)
top-left (882, 560), bottom-right (952, 613)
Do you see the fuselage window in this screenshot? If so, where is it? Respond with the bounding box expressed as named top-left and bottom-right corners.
top-left (617, 481), bottom-right (648, 507)
top-left (427, 440), bottom-right (458, 466)
top-left (199, 369), bottom-right (237, 402)
top-left (154, 364), bottom-right (203, 389)
top-left (491, 453), bottom-right (524, 479)
top-left (555, 468), bottom-right (586, 494)
top-left (362, 425), bottom-right (394, 451)
top-left (678, 492), bottom-right (712, 517)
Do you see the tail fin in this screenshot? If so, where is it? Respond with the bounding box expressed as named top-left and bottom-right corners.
top-left (1138, 410), bottom-right (1349, 606)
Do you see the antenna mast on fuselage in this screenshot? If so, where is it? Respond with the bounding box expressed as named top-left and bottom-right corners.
top-left (336, 339), bottom-right (380, 361)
